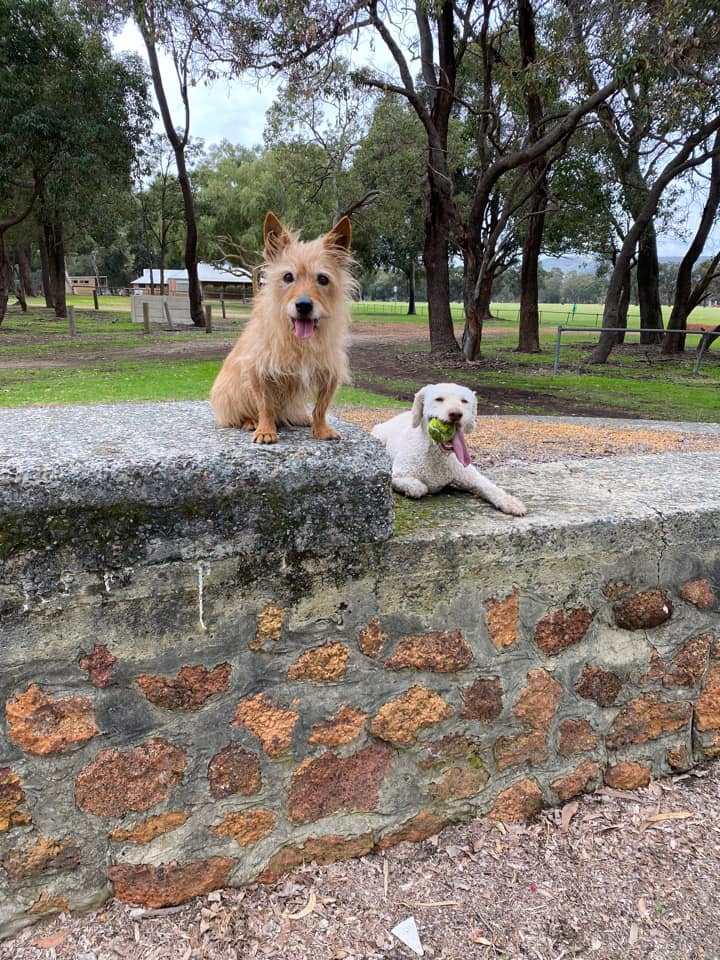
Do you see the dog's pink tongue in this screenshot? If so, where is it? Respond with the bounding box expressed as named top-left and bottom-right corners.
top-left (294, 318), bottom-right (315, 340)
top-left (451, 428), bottom-right (472, 467)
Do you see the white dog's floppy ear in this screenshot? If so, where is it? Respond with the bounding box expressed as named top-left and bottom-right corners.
top-left (411, 388), bottom-right (426, 428)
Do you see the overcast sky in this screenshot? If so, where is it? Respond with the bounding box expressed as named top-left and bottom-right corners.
top-left (112, 20), bottom-right (276, 151)
top-left (113, 20), bottom-right (716, 261)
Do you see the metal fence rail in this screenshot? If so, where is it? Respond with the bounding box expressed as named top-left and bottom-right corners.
top-left (552, 325), bottom-right (717, 375)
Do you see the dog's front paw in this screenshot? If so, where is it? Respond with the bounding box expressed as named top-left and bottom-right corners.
top-left (393, 476), bottom-right (428, 499)
top-left (500, 495), bottom-right (527, 517)
top-left (253, 428), bottom-right (278, 444)
top-left (312, 425), bottom-right (341, 441)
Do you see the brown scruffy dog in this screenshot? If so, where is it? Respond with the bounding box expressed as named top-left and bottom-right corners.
top-left (210, 212), bottom-right (356, 443)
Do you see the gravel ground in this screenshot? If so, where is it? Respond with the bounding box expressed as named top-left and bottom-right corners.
top-left (4, 411), bottom-right (720, 960)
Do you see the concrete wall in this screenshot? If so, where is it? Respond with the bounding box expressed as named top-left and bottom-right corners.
top-left (2, 402), bottom-right (720, 938)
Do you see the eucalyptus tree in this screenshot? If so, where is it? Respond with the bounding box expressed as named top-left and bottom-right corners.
top-left (0, 0), bottom-right (150, 323)
top-left (565, 0), bottom-right (720, 362)
top-left (265, 59), bottom-right (379, 224)
top-left (662, 135), bottom-right (720, 354)
top-left (346, 94), bottom-right (425, 312)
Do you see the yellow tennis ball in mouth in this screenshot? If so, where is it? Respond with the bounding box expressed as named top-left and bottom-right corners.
top-left (427, 417), bottom-right (457, 443)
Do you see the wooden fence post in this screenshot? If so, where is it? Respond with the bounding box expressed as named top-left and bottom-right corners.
top-left (142, 300), bottom-right (150, 335)
top-left (205, 304), bottom-right (213, 333)
top-left (93, 289), bottom-right (99, 310)
top-left (163, 299), bottom-right (174, 330)
top-left (68, 305), bottom-right (76, 337)
top-left (220, 296), bottom-right (226, 319)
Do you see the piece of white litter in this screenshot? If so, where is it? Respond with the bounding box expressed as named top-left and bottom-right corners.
top-left (391, 916), bottom-right (424, 956)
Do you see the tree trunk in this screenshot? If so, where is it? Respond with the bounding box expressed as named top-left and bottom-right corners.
top-left (15, 246), bottom-right (35, 298)
top-left (407, 260), bottom-right (416, 315)
top-left (589, 111), bottom-right (720, 364)
top-left (423, 173), bottom-right (458, 353)
top-left (12, 263), bottom-right (27, 312)
top-left (462, 260), bottom-right (492, 360)
top-left (0, 234), bottom-right (9, 326)
top-left (517, 188), bottom-right (547, 353)
top-left (617, 267), bottom-right (631, 343)
top-left (516, 0), bottom-right (545, 355)
top-left (636, 223), bottom-right (663, 343)
top-left (39, 228), bottom-right (54, 308)
top-left (137, 5), bottom-right (205, 328)
top-left (42, 212), bottom-right (67, 319)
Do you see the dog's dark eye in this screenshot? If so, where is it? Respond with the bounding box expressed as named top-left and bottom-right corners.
top-left (283, 272), bottom-right (294, 283)
top-left (435, 397), bottom-right (444, 402)
top-left (317, 274), bottom-right (329, 286)
top-left (461, 398), bottom-right (468, 404)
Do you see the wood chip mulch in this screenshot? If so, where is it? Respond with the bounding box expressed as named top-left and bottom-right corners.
top-left (335, 407), bottom-right (720, 466)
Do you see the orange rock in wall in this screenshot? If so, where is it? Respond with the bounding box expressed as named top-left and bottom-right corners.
top-left (136, 662), bottom-right (231, 710)
top-left (109, 857), bottom-right (236, 908)
top-left (287, 743), bottom-right (394, 823)
top-left (487, 779), bottom-right (544, 822)
top-left (370, 686), bottom-right (452, 745)
top-left (207, 743), bottom-right (262, 798)
top-left (0, 768), bottom-right (31, 832)
top-left (231, 694), bottom-right (299, 757)
top-left (535, 608), bottom-right (594, 655)
top-left (75, 739), bottom-right (186, 817)
top-left (485, 587), bottom-right (520, 650)
top-left (606, 694), bottom-right (691, 749)
top-left (384, 629), bottom-right (473, 673)
top-left (5, 685), bottom-right (98, 756)
top-left (287, 642), bottom-right (349, 682)
top-left (309, 705), bottom-right (368, 747)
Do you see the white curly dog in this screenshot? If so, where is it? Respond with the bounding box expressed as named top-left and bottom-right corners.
top-left (372, 382), bottom-right (527, 516)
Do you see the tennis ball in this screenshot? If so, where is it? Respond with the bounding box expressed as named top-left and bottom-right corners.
top-left (427, 417), bottom-right (456, 443)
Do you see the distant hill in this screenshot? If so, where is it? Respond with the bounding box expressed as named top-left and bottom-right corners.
top-left (541, 254), bottom-right (685, 275)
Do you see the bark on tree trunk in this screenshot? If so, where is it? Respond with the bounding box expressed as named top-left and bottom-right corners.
top-left (15, 246), bottom-right (35, 298)
top-left (517, 189), bottom-right (547, 353)
top-left (462, 261), bottom-right (492, 361)
top-left (39, 229), bottom-right (53, 308)
top-left (407, 260), bottom-right (416, 316)
top-left (617, 267), bottom-right (631, 343)
top-left (0, 234), bottom-right (10, 326)
top-left (423, 173), bottom-right (458, 353)
top-left (42, 212), bottom-right (67, 319)
top-left (636, 223), bottom-right (663, 343)
top-left (516, 0), bottom-right (545, 355)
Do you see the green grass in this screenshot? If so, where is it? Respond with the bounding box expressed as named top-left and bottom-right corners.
top-left (3, 299), bottom-right (720, 421)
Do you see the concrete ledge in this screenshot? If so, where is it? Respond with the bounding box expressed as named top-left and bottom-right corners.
top-left (2, 407), bottom-right (720, 938)
top-left (0, 402), bottom-right (393, 574)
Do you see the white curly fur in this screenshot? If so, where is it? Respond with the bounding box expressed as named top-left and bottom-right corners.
top-left (372, 382), bottom-right (527, 516)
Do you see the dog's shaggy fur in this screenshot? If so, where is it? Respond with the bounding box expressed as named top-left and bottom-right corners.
top-left (372, 382), bottom-right (527, 516)
top-left (210, 212), bottom-right (356, 443)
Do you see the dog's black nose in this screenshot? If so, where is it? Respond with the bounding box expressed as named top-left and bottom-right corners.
top-left (448, 410), bottom-right (462, 422)
top-left (294, 296), bottom-right (314, 317)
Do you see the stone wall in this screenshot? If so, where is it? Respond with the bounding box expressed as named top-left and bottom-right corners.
top-left (2, 402), bottom-right (720, 938)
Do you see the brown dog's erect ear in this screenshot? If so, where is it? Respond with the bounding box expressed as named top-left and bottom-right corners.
top-left (264, 212), bottom-right (291, 260)
top-left (325, 216), bottom-right (352, 252)
top-left (411, 387), bottom-right (426, 428)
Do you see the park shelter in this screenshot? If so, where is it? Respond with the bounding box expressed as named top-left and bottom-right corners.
top-left (130, 263), bottom-right (252, 301)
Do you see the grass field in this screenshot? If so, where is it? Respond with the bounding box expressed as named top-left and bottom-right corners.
top-left (2, 297), bottom-right (720, 421)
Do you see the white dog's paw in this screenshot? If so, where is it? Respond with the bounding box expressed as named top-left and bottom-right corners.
top-left (393, 476), bottom-right (429, 499)
top-left (499, 495), bottom-right (527, 517)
